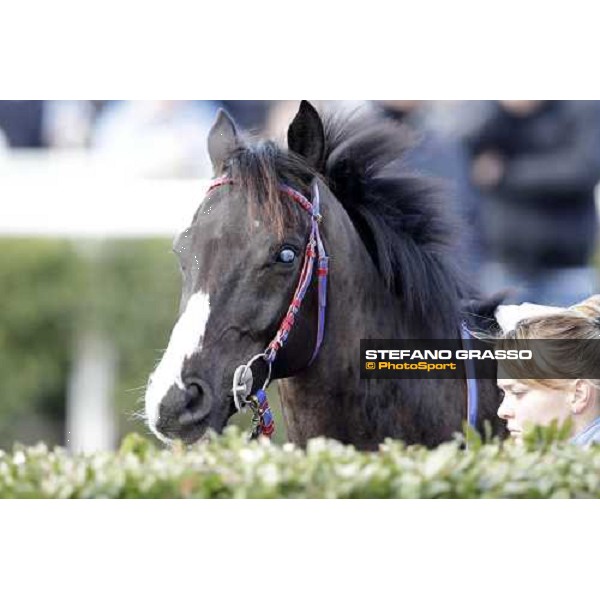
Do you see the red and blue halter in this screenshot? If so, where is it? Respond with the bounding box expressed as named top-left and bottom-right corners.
top-left (207, 176), bottom-right (329, 438)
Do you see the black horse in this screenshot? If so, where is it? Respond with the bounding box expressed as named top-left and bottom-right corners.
top-left (144, 101), bottom-right (504, 449)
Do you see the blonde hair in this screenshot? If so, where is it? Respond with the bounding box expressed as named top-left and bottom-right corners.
top-left (498, 295), bottom-right (600, 390)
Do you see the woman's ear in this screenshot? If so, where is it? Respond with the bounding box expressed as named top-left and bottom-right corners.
top-left (570, 379), bottom-right (595, 414)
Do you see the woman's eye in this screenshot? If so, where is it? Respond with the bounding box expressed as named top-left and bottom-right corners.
top-left (277, 247), bottom-right (297, 264)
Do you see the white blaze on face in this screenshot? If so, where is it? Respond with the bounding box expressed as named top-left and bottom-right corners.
top-left (145, 291), bottom-right (211, 436)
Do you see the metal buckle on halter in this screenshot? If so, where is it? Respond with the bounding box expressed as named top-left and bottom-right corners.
top-left (231, 352), bottom-right (272, 412)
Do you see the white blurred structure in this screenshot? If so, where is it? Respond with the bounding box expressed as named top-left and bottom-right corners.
top-left (0, 151), bottom-right (209, 237)
top-left (66, 331), bottom-right (118, 453)
top-left (0, 151), bottom-right (209, 452)
top-left (92, 101), bottom-right (215, 177)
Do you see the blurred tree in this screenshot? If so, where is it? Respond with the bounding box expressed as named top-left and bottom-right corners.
top-left (0, 239), bottom-right (82, 447)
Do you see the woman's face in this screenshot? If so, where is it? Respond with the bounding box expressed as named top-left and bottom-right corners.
top-left (496, 379), bottom-right (573, 440)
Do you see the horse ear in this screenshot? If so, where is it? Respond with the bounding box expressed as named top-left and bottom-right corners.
top-left (287, 101), bottom-right (325, 170)
top-left (208, 108), bottom-right (240, 174)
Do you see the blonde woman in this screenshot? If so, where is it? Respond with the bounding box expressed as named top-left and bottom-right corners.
top-left (495, 295), bottom-right (600, 445)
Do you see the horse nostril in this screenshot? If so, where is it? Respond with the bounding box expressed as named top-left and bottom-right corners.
top-left (177, 381), bottom-right (211, 427)
top-left (184, 383), bottom-right (203, 410)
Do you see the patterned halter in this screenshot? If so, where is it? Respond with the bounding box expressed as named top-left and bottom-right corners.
top-left (207, 176), bottom-right (329, 438)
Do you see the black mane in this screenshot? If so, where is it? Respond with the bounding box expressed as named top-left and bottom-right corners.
top-left (320, 108), bottom-right (475, 336)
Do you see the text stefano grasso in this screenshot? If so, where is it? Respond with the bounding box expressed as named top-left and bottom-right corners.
top-left (364, 349), bottom-right (533, 360)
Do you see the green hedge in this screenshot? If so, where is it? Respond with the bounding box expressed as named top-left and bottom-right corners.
top-left (1, 426), bottom-right (599, 498)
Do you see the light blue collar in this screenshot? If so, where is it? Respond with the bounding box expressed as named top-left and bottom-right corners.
top-left (571, 416), bottom-right (600, 446)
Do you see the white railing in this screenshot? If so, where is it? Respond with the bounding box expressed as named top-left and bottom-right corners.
top-left (0, 151), bottom-right (209, 237)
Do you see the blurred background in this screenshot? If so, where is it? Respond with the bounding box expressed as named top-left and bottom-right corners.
top-left (2, 100), bottom-right (600, 451)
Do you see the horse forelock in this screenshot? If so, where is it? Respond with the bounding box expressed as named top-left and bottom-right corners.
top-left (224, 141), bottom-right (316, 240)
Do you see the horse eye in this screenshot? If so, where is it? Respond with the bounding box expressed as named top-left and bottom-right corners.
top-left (277, 247), bottom-right (297, 264)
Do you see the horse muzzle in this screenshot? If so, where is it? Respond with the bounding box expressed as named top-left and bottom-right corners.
top-left (155, 378), bottom-right (214, 443)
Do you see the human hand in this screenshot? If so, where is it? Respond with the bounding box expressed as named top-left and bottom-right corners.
top-left (495, 303), bottom-right (564, 333)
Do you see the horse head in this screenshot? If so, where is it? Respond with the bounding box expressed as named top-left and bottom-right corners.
top-left (144, 102), bottom-right (333, 443)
